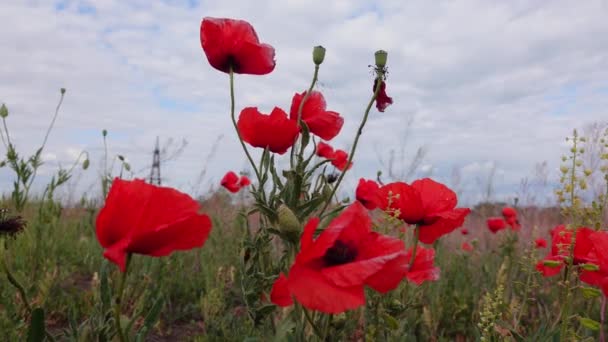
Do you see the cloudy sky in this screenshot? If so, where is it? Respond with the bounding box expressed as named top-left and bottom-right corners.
top-left (1, 0), bottom-right (607, 205)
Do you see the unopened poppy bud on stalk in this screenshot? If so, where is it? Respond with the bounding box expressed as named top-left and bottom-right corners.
top-left (82, 159), bottom-right (90, 170)
top-left (375, 50), bottom-right (388, 69)
top-left (0, 104), bottom-right (8, 118)
top-left (277, 204), bottom-right (301, 234)
top-left (312, 45), bottom-right (326, 65)
top-left (60, 88), bottom-right (66, 95)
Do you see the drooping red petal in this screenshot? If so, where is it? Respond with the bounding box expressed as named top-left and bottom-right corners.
top-left (418, 208), bottom-right (470, 244)
top-left (355, 178), bottom-right (381, 210)
top-left (289, 91), bottom-right (343, 141)
top-left (237, 107), bottom-right (299, 154)
top-left (331, 150), bottom-right (352, 171)
top-left (316, 141), bottom-right (335, 159)
top-left (270, 273), bottom-right (293, 307)
top-left (377, 182), bottom-right (424, 224)
top-left (221, 171), bottom-right (241, 193)
top-left (287, 262), bottom-right (365, 314)
top-left (374, 78), bottom-right (393, 112)
top-left (200, 17), bottom-right (275, 75)
top-left (411, 178), bottom-right (458, 215)
top-left (404, 246), bottom-right (440, 285)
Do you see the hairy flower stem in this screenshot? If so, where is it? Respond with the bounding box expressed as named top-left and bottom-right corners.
top-left (319, 71), bottom-right (384, 216)
top-left (294, 65), bottom-right (320, 160)
top-left (409, 226), bottom-right (420, 269)
top-left (228, 67), bottom-right (261, 182)
top-left (1, 244), bottom-right (31, 314)
top-left (114, 254), bottom-right (132, 342)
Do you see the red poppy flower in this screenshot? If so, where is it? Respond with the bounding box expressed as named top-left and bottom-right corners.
top-left (237, 107), bottom-right (299, 154)
top-left (290, 91), bottom-right (344, 141)
top-left (316, 141), bottom-right (335, 159)
top-left (331, 149), bottom-right (352, 171)
top-left (502, 207), bottom-right (517, 219)
top-left (536, 225), bottom-right (595, 277)
top-left (356, 178), bottom-right (381, 210)
top-left (96, 179), bottom-right (212, 272)
top-left (270, 202), bottom-right (408, 313)
top-left (200, 17), bottom-right (275, 75)
top-left (461, 228), bottom-right (469, 236)
top-left (461, 242), bottom-right (474, 252)
top-left (377, 178), bottom-right (470, 244)
top-left (221, 171), bottom-right (250, 193)
top-left (535, 238), bottom-right (547, 249)
top-left (404, 245), bottom-right (440, 285)
top-left (487, 217), bottom-right (507, 234)
top-left (579, 231), bottom-right (608, 295)
top-left (373, 78), bottom-right (393, 112)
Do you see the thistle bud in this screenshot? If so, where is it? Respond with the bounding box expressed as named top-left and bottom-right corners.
top-left (277, 204), bottom-right (301, 234)
top-left (312, 46), bottom-right (326, 65)
top-left (375, 50), bottom-right (388, 68)
top-left (0, 104), bottom-right (7, 118)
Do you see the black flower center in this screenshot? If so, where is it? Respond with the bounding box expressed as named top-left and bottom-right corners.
top-left (323, 240), bottom-right (357, 266)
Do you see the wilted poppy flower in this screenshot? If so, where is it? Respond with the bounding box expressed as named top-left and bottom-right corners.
top-left (373, 78), bottom-right (393, 112)
top-left (461, 228), bottom-right (469, 236)
top-left (461, 242), bottom-right (474, 252)
top-left (237, 107), bottom-right (299, 154)
top-left (356, 178), bottom-right (381, 210)
top-left (96, 178), bottom-right (213, 272)
top-left (536, 225), bottom-right (595, 277)
top-left (200, 17), bottom-right (275, 75)
top-left (404, 245), bottom-right (440, 285)
top-left (290, 91), bottom-right (343, 141)
top-left (0, 210), bottom-right (26, 238)
top-left (332, 149), bottom-right (352, 171)
top-left (316, 141), bottom-right (335, 159)
top-left (377, 178), bottom-right (470, 244)
top-left (487, 217), bottom-right (506, 233)
top-left (535, 238), bottom-right (547, 249)
top-left (270, 202), bottom-right (408, 313)
top-left (221, 171), bottom-right (250, 193)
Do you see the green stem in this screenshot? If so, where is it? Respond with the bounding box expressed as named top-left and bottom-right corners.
top-left (1, 246), bottom-right (32, 314)
top-left (290, 65), bottom-right (320, 169)
top-left (302, 307), bottom-right (323, 338)
top-left (114, 254), bottom-right (132, 342)
top-left (408, 226), bottom-right (420, 269)
top-left (321, 314), bottom-right (333, 341)
top-left (228, 68), bottom-right (261, 182)
top-left (319, 72), bottom-right (384, 216)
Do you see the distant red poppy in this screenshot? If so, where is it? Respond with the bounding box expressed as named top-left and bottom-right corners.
top-left (461, 228), bottom-right (469, 236)
top-left (461, 242), bottom-right (474, 252)
top-left (535, 238), bottom-right (547, 249)
top-left (404, 245), bottom-right (440, 285)
top-left (221, 171), bottom-right (250, 193)
top-left (290, 91), bottom-right (343, 140)
top-left (377, 178), bottom-right (470, 244)
top-left (536, 225), bottom-right (595, 277)
top-left (200, 17), bottom-right (275, 75)
top-left (373, 78), bottom-right (393, 112)
top-left (316, 141), bottom-right (335, 159)
top-left (501, 206), bottom-right (521, 231)
top-left (237, 107), bottom-right (299, 154)
top-left (356, 178), bottom-right (380, 210)
top-left (502, 207), bottom-right (517, 218)
top-left (331, 149), bottom-right (352, 171)
top-left (96, 179), bottom-right (212, 272)
top-left (487, 217), bottom-right (507, 234)
top-left (270, 202), bottom-right (408, 313)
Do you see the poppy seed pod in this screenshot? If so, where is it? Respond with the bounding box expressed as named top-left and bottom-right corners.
top-left (0, 104), bottom-right (8, 118)
top-left (313, 45), bottom-right (326, 65)
top-left (277, 204), bottom-right (301, 234)
top-left (375, 50), bottom-right (388, 69)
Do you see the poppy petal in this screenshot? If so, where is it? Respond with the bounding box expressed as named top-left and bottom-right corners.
top-left (418, 208), bottom-right (470, 244)
top-left (411, 178), bottom-right (458, 215)
top-left (270, 273), bottom-right (293, 307)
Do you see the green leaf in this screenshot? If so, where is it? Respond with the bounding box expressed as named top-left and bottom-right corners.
top-left (579, 317), bottom-right (600, 331)
top-left (26, 308), bottom-right (46, 342)
top-left (135, 294), bottom-right (165, 339)
top-left (580, 286), bottom-right (602, 299)
top-left (382, 313), bottom-right (399, 330)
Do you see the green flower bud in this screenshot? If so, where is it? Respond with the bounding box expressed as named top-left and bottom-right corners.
top-left (0, 104), bottom-right (7, 118)
top-left (124, 162), bottom-right (131, 172)
top-left (102, 129), bottom-right (108, 137)
top-left (82, 159), bottom-right (90, 170)
top-left (375, 50), bottom-right (388, 68)
top-left (277, 204), bottom-right (301, 234)
top-left (312, 45), bottom-right (326, 65)
top-left (60, 88), bottom-right (66, 95)
top-left (117, 155), bottom-right (125, 161)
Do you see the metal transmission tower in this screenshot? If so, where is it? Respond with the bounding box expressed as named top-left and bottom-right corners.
top-left (149, 137), bottom-right (162, 185)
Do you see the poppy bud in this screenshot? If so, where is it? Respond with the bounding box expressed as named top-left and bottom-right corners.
top-left (0, 104), bottom-right (7, 118)
top-left (60, 88), bottom-right (66, 95)
top-left (375, 50), bottom-right (388, 69)
top-left (580, 263), bottom-right (599, 272)
top-left (543, 260), bottom-right (562, 268)
top-left (312, 45), bottom-right (326, 65)
top-left (82, 159), bottom-right (90, 170)
top-left (277, 204), bottom-right (301, 234)
top-left (102, 129), bottom-right (107, 137)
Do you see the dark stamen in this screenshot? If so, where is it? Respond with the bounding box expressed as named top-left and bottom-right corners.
top-left (323, 240), bottom-right (357, 266)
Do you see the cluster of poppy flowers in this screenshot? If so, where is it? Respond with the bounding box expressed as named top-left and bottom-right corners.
top-left (486, 206), bottom-right (521, 233)
top-left (221, 171), bottom-right (251, 193)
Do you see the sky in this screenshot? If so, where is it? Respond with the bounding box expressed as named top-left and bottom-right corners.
top-left (1, 0), bottom-right (607, 205)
